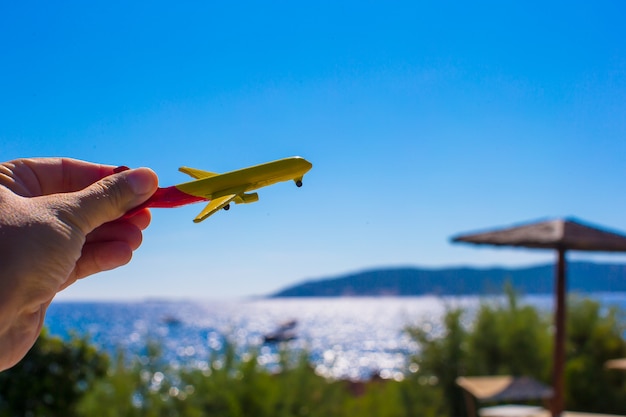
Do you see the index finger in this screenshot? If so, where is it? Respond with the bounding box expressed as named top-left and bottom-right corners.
top-left (1, 157), bottom-right (119, 196)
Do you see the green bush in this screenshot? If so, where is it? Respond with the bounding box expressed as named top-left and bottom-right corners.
top-left (406, 307), bottom-right (467, 417)
top-left (76, 339), bottom-right (444, 417)
top-left (0, 330), bottom-right (108, 417)
top-left (465, 286), bottom-right (552, 380)
top-left (564, 297), bottom-right (626, 413)
top-left (2, 290), bottom-right (625, 417)
top-left (406, 288), bottom-right (626, 416)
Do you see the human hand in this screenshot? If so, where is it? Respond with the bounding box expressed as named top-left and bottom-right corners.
top-left (0, 158), bottom-right (158, 371)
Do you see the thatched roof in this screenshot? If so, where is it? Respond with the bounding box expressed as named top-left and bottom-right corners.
top-left (605, 358), bottom-right (626, 370)
top-left (479, 404), bottom-right (545, 417)
top-left (456, 376), bottom-right (553, 402)
top-left (451, 218), bottom-right (626, 252)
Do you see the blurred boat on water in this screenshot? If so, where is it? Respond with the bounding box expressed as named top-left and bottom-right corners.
top-left (162, 315), bottom-right (182, 326)
top-left (263, 319), bottom-right (298, 343)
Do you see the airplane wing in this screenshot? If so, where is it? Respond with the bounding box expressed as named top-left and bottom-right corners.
top-left (179, 166), bottom-right (219, 179)
top-left (193, 194), bottom-right (238, 223)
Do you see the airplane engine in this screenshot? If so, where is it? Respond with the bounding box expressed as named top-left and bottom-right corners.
top-left (238, 192), bottom-right (259, 204)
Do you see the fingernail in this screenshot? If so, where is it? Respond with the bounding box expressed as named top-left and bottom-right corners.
top-left (126, 168), bottom-right (157, 195)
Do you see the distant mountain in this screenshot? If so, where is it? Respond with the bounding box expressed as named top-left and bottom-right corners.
top-left (269, 261), bottom-right (626, 297)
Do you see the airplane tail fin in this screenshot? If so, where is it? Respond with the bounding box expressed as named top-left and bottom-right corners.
top-left (179, 167), bottom-right (219, 179)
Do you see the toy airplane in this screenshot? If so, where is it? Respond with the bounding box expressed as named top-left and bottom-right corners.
top-left (120, 156), bottom-right (312, 223)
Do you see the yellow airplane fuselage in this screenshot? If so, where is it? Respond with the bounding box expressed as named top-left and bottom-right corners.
top-left (176, 156), bottom-right (312, 200)
top-left (123, 156), bottom-right (313, 222)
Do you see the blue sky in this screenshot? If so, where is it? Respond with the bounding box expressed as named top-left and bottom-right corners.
top-left (2, 1), bottom-right (626, 299)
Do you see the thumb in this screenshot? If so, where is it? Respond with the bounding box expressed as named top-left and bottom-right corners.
top-left (62, 168), bottom-right (158, 234)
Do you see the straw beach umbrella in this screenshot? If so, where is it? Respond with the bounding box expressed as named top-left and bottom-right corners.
top-left (451, 217), bottom-right (626, 417)
top-left (456, 375), bottom-right (553, 417)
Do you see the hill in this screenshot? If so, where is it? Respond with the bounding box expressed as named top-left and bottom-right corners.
top-left (269, 261), bottom-right (626, 297)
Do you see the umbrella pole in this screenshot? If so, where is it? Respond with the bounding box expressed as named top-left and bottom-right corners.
top-left (551, 248), bottom-right (566, 417)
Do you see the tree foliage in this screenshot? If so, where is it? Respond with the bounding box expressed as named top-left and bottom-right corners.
top-left (465, 286), bottom-right (552, 380)
top-left (564, 297), bottom-right (626, 413)
top-left (407, 287), bottom-right (626, 416)
top-left (76, 341), bottom-right (443, 417)
top-left (1, 290), bottom-right (625, 416)
top-left (407, 307), bottom-right (467, 417)
top-left (0, 330), bottom-right (108, 417)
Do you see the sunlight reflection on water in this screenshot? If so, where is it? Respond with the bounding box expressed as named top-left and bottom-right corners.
top-left (44, 294), bottom-right (622, 380)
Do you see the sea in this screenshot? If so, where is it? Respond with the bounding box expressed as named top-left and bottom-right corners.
top-left (44, 294), bottom-right (626, 381)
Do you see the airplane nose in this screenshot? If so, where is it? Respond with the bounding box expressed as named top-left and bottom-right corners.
top-left (297, 157), bottom-right (313, 172)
